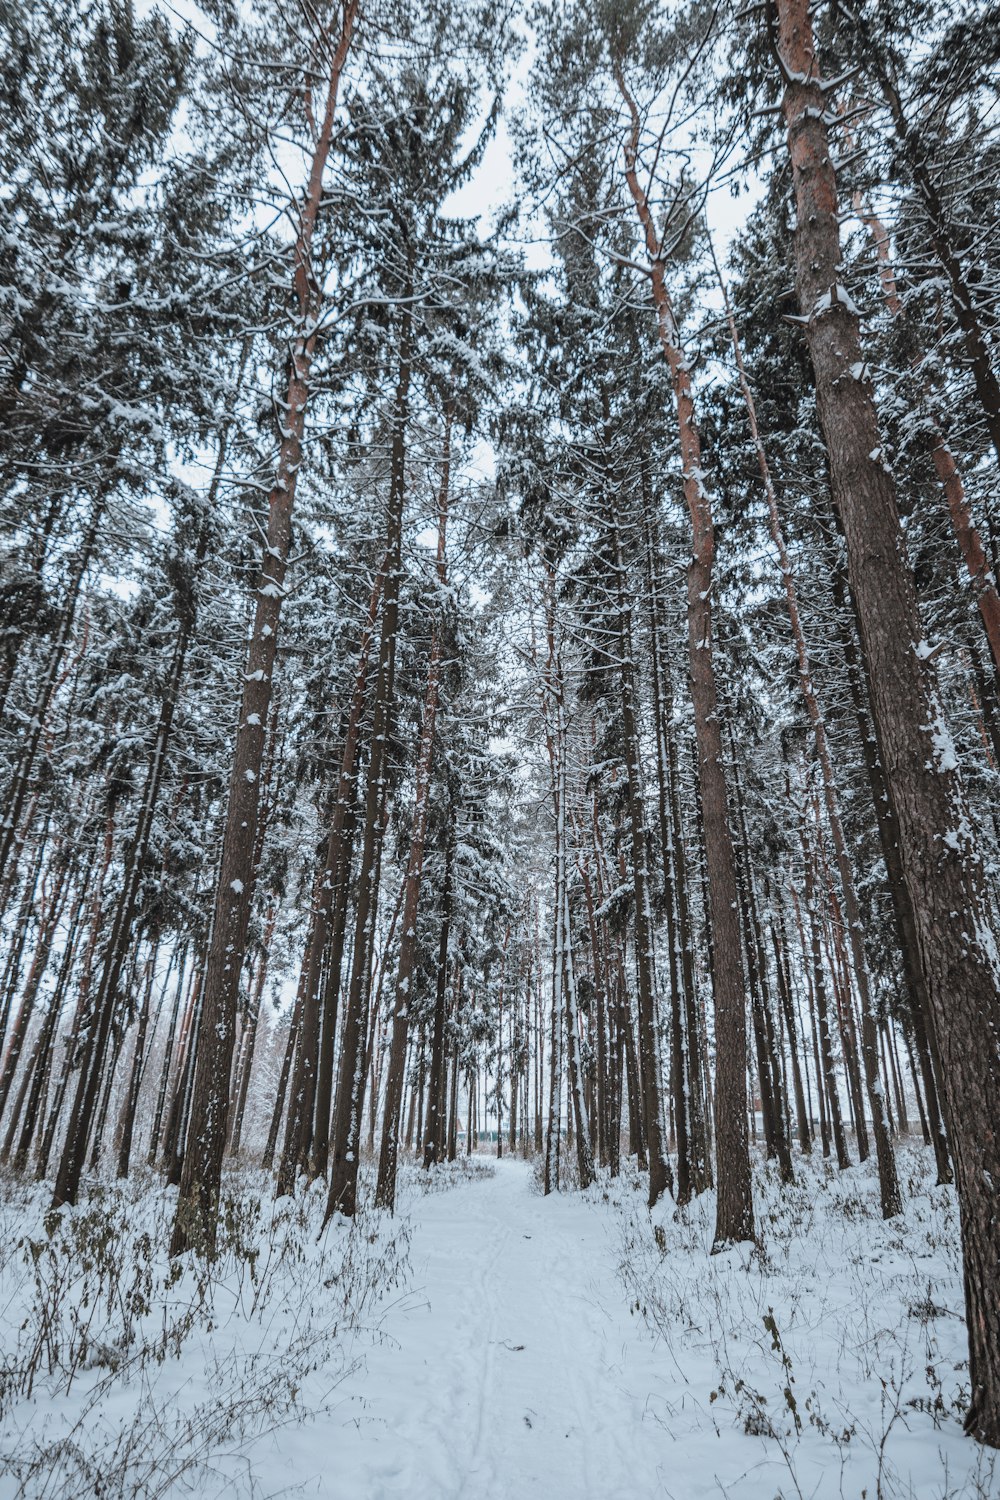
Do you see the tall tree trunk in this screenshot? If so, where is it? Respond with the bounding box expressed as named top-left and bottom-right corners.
top-left (773, 0), bottom-right (1000, 1439)
top-left (557, 797), bottom-right (595, 1190)
top-left (228, 908), bottom-right (273, 1158)
top-left (543, 918), bottom-right (563, 1194)
top-left (642, 505), bottom-right (696, 1203)
top-left (731, 756), bottom-right (794, 1183)
top-left (311, 784), bottom-right (359, 1179)
top-left (279, 577), bottom-right (382, 1195)
top-left (172, 1), bottom-right (357, 1257)
top-left (715, 245), bottom-right (899, 1214)
top-left (799, 827), bottom-right (850, 1169)
top-left (113, 945), bottom-right (158, 1178)
top-left (616, 68), bottom-right (752, 1243)
top-left (539, 565), bottom-right (596, 1192)
top-left (325, 295), bottom-right (412, 1224)
top-left (769, 897), bottom-right (811, 1153)
top-left (423, 836), bottom-right (453, 1168)
top-left (164, 964), bottom-right (204, 1186)
top-left (619, 961), bottom-right (646, 1168)
top-left (375, 416), bottom-right (452, 1209)
top-left (146, 943), bottom-right (192, 1166)
top-left (608, 523), bottom-right (671, 1205)
top-left (262, 995), bottom-right (302, 1173)
top-left (830, 557), bottom-right (953, 1182)
top-left (579, 850), bottom-right (609, 1168)
top-left (447, 964), bottom-right (462, 1162)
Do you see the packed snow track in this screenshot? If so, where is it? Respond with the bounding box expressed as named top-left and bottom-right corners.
top-left (289, 1159), bottom-right (668, 1499)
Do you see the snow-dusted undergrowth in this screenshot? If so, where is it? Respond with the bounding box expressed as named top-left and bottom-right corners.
top-left (0, 1148), bottom-right (994, 1500)
top-left (614, 1142), bottom-right (997, 1499)
top-left (0, 1166), bottom-right (411, 1499)
top-left (407, 1155), bottom-right (497, 1195)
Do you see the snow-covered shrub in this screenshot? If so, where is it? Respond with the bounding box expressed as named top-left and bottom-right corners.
top-left (613, 1143), bottom-right (997, 1500)
top-left (406, 1156), bottom-right (497, 1195)
top-left (0, 1167), bottom-right (410, 1498)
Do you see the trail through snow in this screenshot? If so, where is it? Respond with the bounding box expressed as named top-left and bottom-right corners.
top-left (277, 1158), bottom-right (669, 1499)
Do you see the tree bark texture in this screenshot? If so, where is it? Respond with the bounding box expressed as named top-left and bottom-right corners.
top-left (774, 0), bottom-right (1000, 1441)
top-left (172, 1), bottom-right (357, 1255)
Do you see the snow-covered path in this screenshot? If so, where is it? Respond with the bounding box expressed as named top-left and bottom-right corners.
top-left (294, 1159), bottom-right (669, 1500)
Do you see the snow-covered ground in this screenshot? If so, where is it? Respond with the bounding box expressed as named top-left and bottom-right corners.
top-left (326, 1156), bottom-right (674, 1500)
top-left (1, 1147), bottom-right (995, 1498)
top-left (620, 1147), bottom-right (996, 1500)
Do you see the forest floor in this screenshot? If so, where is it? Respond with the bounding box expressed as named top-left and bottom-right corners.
top-left (0, 1146), bottom-right (996, 1499)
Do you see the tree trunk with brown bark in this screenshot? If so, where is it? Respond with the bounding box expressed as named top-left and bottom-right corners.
top-left (616, 64), bottom-right (752, 1245)
top-left (170, 2), bottom-right (357, 1256)
top-left (325, 296), bottom-right (412, 1223)
top-left (375, 416), bottom-right (452, 1209)
top-left (773, 0), bottom-right (1000, 1440)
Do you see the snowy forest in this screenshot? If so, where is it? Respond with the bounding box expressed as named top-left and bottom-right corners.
top-left (0, 0), bottom-right (999, 1494)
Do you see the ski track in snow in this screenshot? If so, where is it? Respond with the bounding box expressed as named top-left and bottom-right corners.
top-left (276, 1159), bottom-right (669, 1500)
